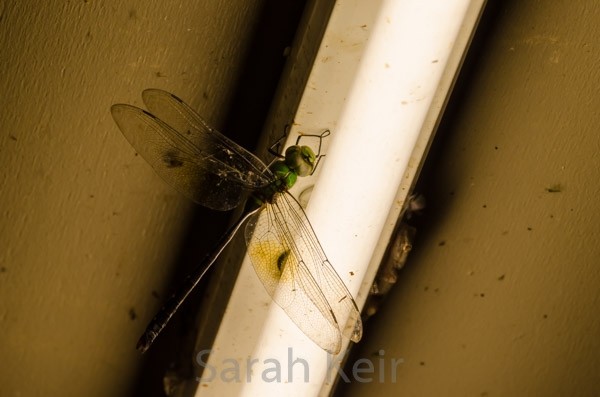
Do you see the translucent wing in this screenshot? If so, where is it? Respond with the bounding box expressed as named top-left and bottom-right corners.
top-left (111, 90), bottom-right (271, 211)
top-left (141, 89), bottom-right (270, 182)
top-left (245, 192), bottom-right (362, 354)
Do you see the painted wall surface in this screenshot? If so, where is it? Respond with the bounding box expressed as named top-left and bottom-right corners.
top-left (0, 1), bottom-right (269, 396)
top-left (341, 1), bottom-right (600, 396)
top-left (1, 0), bottom-right (599, 396)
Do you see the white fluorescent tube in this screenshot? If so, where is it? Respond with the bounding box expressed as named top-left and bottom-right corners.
top-left (196, 0), bottom-right (485, 396)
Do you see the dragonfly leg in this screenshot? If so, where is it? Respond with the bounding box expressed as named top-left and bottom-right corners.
top-left (295, 129), bottom-right (330, 174)
top-left (295, 129), bottom-right (330, 155)
top-left (267, 124), bottom-right (291, 158)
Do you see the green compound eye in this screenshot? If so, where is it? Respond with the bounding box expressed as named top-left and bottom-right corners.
top-left (285, 145), bottom-right (316, 177)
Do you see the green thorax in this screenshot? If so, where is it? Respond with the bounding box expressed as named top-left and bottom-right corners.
top-left (251, 144), bottom-right (316, 206)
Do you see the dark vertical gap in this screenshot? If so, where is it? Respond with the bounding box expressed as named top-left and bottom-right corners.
top-left (222, 0), bottom-right (309, 151)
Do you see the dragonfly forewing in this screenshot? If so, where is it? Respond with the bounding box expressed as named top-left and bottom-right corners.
top-left (142, 89), bottom-right (270, 186)
top-left (111, 101), bottom-right (270, 211)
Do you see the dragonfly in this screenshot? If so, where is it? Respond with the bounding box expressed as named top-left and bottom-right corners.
top-left (111, 89), bottom-right (362, 354)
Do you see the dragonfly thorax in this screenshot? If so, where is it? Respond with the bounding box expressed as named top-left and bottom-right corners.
top-left (251, 161), bottom-right (296, 205)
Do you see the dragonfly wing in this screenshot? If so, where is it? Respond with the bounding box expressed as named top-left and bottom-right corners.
top-left (245, 205), bottom-right (341, 354)
top-left (245, 193), bottom-right (363, 353)
top-left (111, 102), bottom-right (270, 211)
top-left (275, 193), bottom-right (363, 344)
top-left (141, 89), bottom-right (270, 185)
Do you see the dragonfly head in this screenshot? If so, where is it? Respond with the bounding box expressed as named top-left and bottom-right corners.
top-left (285, 145), bottom-right (316, 177)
